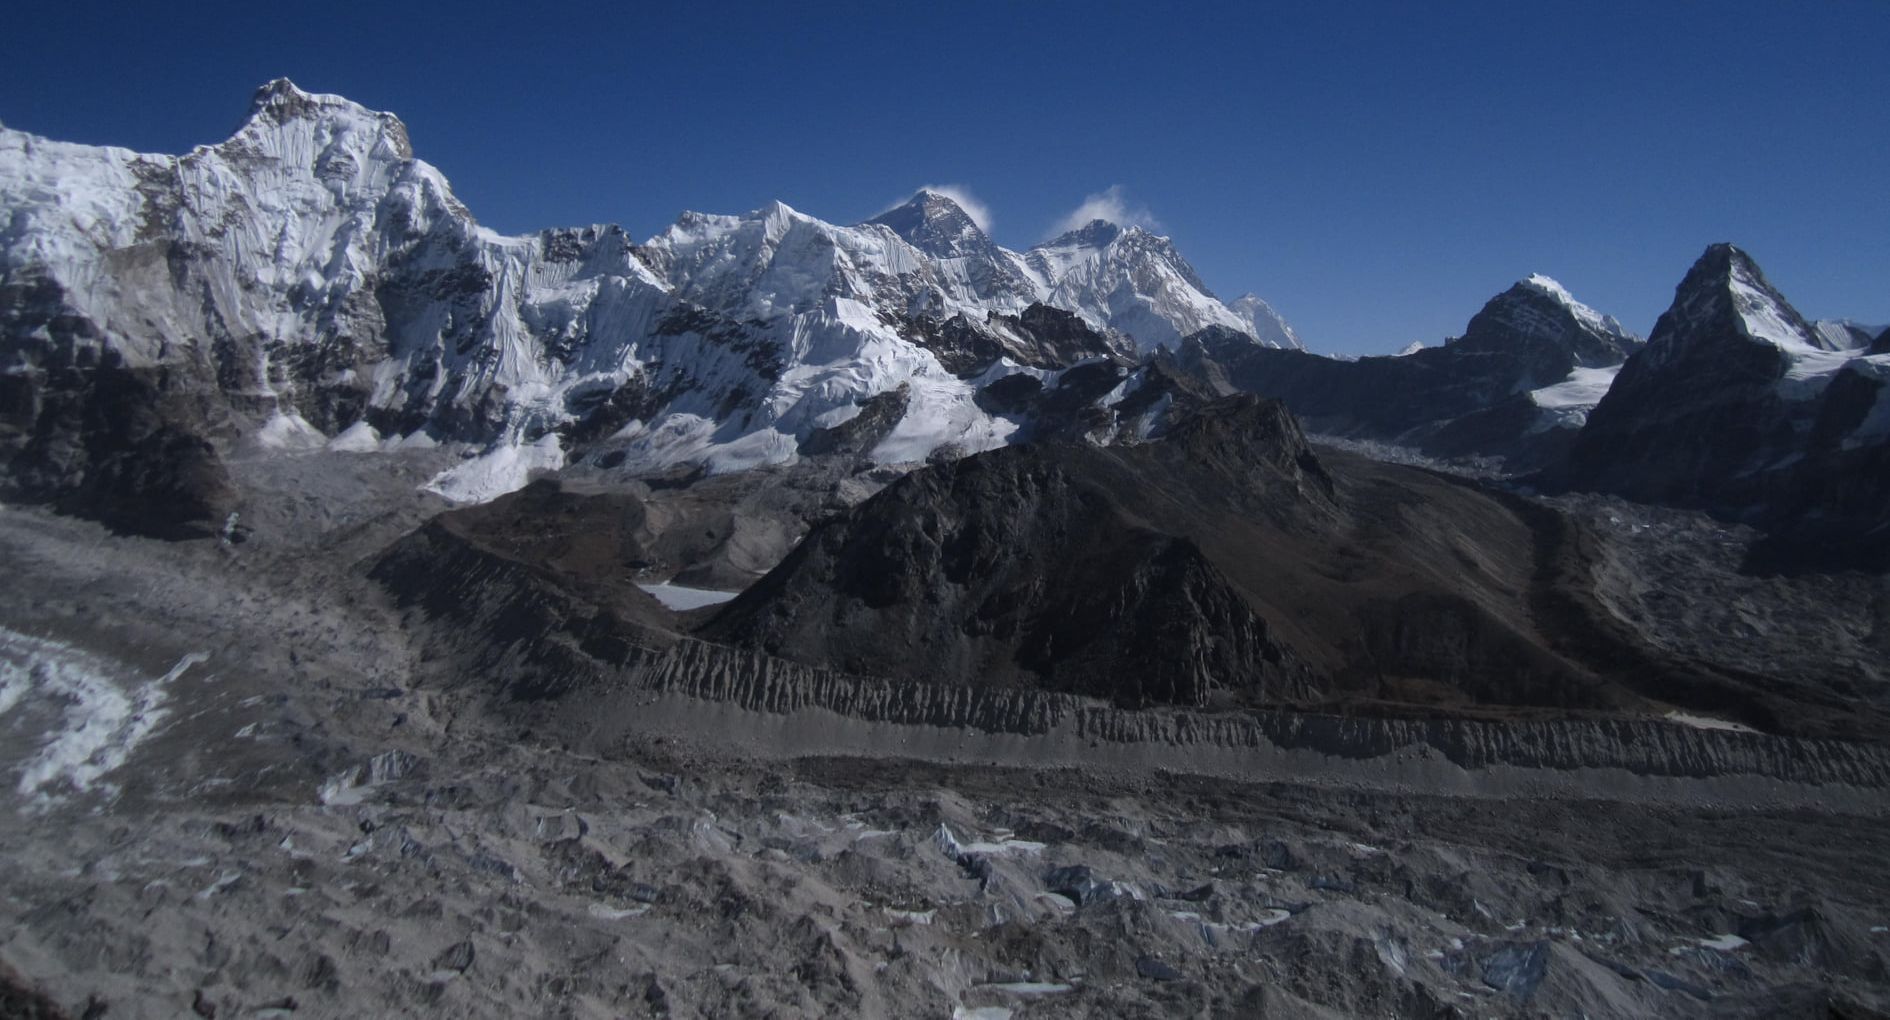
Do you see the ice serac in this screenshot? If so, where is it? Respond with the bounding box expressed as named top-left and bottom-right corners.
top-left (1563, 244), bottom-right (1890, 564)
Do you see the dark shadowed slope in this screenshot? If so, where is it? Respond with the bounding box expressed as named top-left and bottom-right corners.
top-left (699, 395), bottom-right (1881, 736)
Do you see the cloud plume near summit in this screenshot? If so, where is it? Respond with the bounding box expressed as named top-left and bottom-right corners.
top-left (1049, 185), bottom-right (1161, 237)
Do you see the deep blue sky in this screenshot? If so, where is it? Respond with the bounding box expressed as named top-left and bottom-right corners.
top-left (3, 1), bottom-right (1885, 354)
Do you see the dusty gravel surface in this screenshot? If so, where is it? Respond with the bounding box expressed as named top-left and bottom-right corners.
top-left (1, 451), bottom-right (1887, 1018)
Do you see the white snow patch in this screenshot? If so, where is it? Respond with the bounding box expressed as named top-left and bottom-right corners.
top-left (256, 411), bottom-right (325, 451)
top-left (933, 823), bottom-right (1045, 859)
top-left (1729, 261), bottom-right (1819, 353)
top-left (1663, 711), bottom-right (1759, 734)
top-left (383, 430), bottom-right (439, 451)
top-left (1531, 366), bottom-right (1620, 410)
top-left (1529, 364), bottom-right (1621, 429)
top-left (0, 627), bottom-right (207, 808)
top-left (423, 433), bottom-right (564, 504)
top-left (587, 903), bottom-right (649, 921)
top-left (325, 420), bottom-right (382, 452)
top-left (1698, 933), bottom-right (1749, 951)
top-left (637, 583), bottom-right (741, 611)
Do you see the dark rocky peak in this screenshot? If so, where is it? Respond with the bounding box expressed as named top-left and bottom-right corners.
top-left (1158, 394), bottom-right (1335, 504)
top-left (1457, 276), bottom-right (1639, 368)
top-left (1183, 324), bottom-right (1266, 358)
top-left (1038, 219), bottom-right (1123, 251)
top-left (865, 190), bottom-right (990, 258)
top-left (699, 436), bottom-right (1311, 707)
top-left (1007, 302), bottom-right (1135, 363)
top-left (1159, 334), bottom-right (1240, 397)
top-left (1646, 244), bottom-right (1823, 367)
top-left (1871, 325), bottom-right (1890, 356)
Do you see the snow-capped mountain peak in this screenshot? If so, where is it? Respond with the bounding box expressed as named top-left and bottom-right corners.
top-left (233, 78), bottom-right (413, 157)
top-left (0, 79), bottom-right (1310, 518)
top-left (1042, 219), bottom-right (1125, 250)
top-left (865, 190), bottom-right (990, 257)
top-left (1645, 244), bottom-right (1832, 370)
top-left (1020, 219), bottom-right (1293, 353)
top-left (859, 191), bottom-right (1041, 309)
top-left (1228, 293), bottom-right (1305, 351)
top-left (1454, 274), bottom-right (1639, 369)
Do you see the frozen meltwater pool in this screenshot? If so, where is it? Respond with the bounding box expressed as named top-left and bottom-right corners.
top-left (637, 583), bottom-right (742, 611)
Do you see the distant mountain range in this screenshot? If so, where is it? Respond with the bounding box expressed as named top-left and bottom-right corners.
top-left (0, 81), bottom-right (1295, 518)
top-left (1, 79), bottom-right (1886, 556)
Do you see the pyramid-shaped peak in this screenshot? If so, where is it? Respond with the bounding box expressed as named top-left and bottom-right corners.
top-left (866, 190), bottom-right (995, 260)
top-left (869, 190), bottom-right (981, 231)
top-left (912, 188), bottom-right (965, 209)
top-left (1652, 243), bottom-right (1833, 355)
top-left (1456, 273), bottom-right (1638, 366)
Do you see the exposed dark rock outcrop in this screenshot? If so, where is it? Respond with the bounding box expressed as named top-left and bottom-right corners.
top-left (0, 334), bottom-right (235, 540)
top-left (1560, 244), bottom-right (1890, 569)
top-left (1174, 277), bottom-right (1638, 468)
top-left (899, 303), bottom-right (1133, 378)
top-left (707, 401), bottom-right (1319, 707)
top-left (798, 384), bottom-right (911, 458)
top-left (699, 394), bottom-right (1817, 724)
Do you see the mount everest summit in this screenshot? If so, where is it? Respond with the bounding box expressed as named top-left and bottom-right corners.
top-left (0, 79), bottom-right (1300, 529)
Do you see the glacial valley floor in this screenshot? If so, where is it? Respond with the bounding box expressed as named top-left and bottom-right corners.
top-left (1, 451), bottom-right (1887, 1018)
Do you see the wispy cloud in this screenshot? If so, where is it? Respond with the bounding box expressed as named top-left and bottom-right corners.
top-left (1048, 185), bottom-right (1161, 238)
top-left (881, 183), bottom-right (994, 232)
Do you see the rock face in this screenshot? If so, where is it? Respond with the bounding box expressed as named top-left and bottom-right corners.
top-left (1179, 275), bottom-right (1639, 468)
top-left (0, 350), bottom-right (236, 539)
top-left (0, 82), bottom-right (1301, 534)
top-left (1562, 244), bottom-right (1890, 566)
top-left (705, 398), bottom-right (1325, 707)
top-left (701, 394), bottom-right (1797, 719)
top-left (893, 302), bottom-right (1134, 378)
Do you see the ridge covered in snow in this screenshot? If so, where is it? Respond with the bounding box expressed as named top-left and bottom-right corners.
top-left (1518, 274), bottom-right (1639, 349)
top-left (0, 80), bottom-right (1303, 506)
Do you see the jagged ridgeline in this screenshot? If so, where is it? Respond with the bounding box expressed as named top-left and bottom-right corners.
top-left (0, 80), bottom-right (1299, 537)
top-left (371, 393), bottom-right (1890, 743)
